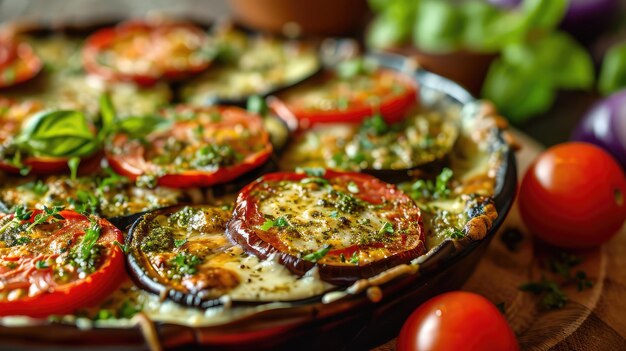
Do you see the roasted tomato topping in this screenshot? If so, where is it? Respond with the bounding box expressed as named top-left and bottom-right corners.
top-left (82, 20), bottom-right (211, 85)
top-left (227, 170), bottom-right (425, 284)
top-left (127, 205), bottom-right (240, 308)
top-left (0, 209), bottom-right (126, 317)
top-left (105, 105), bottom-right (273, 188)
top-left (0, 38), bottom-right (43, 89)
top-left (270, 61), bottom-right (418, 129)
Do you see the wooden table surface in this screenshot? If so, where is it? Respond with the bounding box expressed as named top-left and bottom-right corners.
top-left (2, 2), bottom-right (625, 350)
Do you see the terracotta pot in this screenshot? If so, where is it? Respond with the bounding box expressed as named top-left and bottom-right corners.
top-left (228, 0), bottom-right (369, 37)
top-left (388, 46), bottom-right (497, 96)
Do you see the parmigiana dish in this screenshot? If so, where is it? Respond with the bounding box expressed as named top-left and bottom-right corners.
top-left (0, 18), bottom-right (513, 349)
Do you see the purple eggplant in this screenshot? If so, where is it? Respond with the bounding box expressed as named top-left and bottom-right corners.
top-left (572, 89), bottom-right (626, 169)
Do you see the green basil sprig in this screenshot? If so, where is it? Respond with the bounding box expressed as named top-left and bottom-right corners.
top-left (15, 110), bottom-right (99, 158)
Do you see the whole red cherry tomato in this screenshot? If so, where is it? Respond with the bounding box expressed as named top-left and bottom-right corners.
top-left (519, 142), bottom-right (626, 249)
top-left (397, 291), bottom-right (519, 351)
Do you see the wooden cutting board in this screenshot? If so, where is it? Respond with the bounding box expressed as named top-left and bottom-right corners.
top-left (374, 131), bottom-right (626, 351)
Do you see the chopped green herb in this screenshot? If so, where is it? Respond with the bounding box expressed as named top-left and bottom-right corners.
top-left (13, 206), bottom-right (33, 221)
top-left (69, 190), bottom-right (99, 214)
top-left (296, 167), bottom-right (326, 177)
top-left (15, 236), bottom-right (31, 245)
top-left (301, 177), bottom-right (330, 186)
top-left (302, 245), bottom-right (332, 262)
top-left (170, 252), bottom-right (202, 276)
top-left (27, 206), bottom-right (64, 231)
top-left (35, 260), bottom-right (49, 269)
top-left (260, 219), bottom-right (275, 231)
top-left (329, 211), bottom-right (339, 219)
top-left (446, 228), bottom-right (465, 239)
top-left (334, 191), bottom-right (362, 214)
top-left (378, 222), bottom-right (395, 236)
top-left (174, 238), bottom-right (187, 248)
top-left (349, 251), bottom-right (359, 265)
top-left (259, 216), bottom-right (289, 230)
top-left (407, 168), bottom-right (454, 200)
top-left (80, 217), bottom-right (101, 259)
top-left (359, 115), bottom-right (389, 136)
top-left (574, 271), bottom-right (593, 291)
top-left (519, 278), bottom-right (568, 310)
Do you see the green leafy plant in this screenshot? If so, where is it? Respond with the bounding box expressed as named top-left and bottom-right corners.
top-left (599, 42), bottom-right (626, 96)
top-left (367, 0), bottom-right (594, 122)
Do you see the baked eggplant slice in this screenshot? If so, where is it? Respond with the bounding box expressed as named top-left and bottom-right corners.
top-left (127, 205), bottom-right (333, 308)
top-left (179, 26), bottom-right (321, 106)
top-left (278, 108), bottom-right (458, 181)
top-left (227, 169), bottom-right (426, 285)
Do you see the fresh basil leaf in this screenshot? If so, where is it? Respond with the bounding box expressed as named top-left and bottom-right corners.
top-left (482, 59), bottom-right (556, 122)
top-left (460, 1), bottom-right (500, 51)
top-left (117, 115), bottom-right (172, 138)
top-left (367, 0), bottom-right (416, 49)
top-left (521, 0), bottom-right (568, 33)
top-left (599, 42), bottom-right (626, 96)
top-left (16, 110), bottom-right (99, 157)
top-left (98, 94), bottom-right (116, 140)
top-left (412, 1), bottom-right (463, 53)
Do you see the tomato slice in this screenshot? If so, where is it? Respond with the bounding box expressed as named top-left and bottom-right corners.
top-left (0, 39), bottom-right (43, 89)
top-left (269, 69), bottom-right (418, 129)
top-left (227, 169), bottom-right (425, 284)
top-left (0, 210), bottom-right (126, 318)
top-left (82, 20), bottom-right (211, 86)
top-left (0, 99), bottom-right (102, 175)
top-left (105, 105), bottom-right (273, 188)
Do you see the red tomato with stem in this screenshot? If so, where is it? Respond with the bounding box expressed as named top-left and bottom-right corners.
top-left (518, 142), bottom-right (626, 249)
top-left (397, 291), bottom-right (519, 351)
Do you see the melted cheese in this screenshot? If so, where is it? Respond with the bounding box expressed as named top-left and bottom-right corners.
top-left (257, 181), bottom-right (392, 252)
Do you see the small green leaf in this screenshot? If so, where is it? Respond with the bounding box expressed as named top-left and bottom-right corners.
top-left (378, 222), bottom-right (395, 236)
top-left (247, 95), bottom-right (268, 116)
top-left (16, 110), bottom-right (99, 158)
top-left (117, 115), bottom-right (172, 138)
top-left (260, 219), bottom-right (275, 231)
top-left (599, 42), bottom-right (626, 96)
top-left (302, 245), bottom-right (332, 262)
top-left (174, 238), bottom-right (187, 248)
top-left (68, 157), bottom-right (80, 181)
top-left (98, 93), bottom-right (116, 140)
top-left (296, 167), bottom-right (326, 177)
top-left (349, 251), bottom-right (359, 265)
top-left (412, 0), bottom-right (463, 53)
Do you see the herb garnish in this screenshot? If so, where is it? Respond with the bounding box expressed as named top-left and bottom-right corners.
top-left (27, 206), bottom-right (64, 231)
top-left (170, 252), bottom-right (202, 276)
top-left (378, 222), bottom-right (395, 236)
top-left (519, 251), bottom-right (594, 310)
top-left (302, 245), bottom-right (332, 262)
top-left (260, 216), bottom-right (290, 231)
top-left (174, 238), bottom-right (188, 248)
top-left (406, 167), bottom-right (454, 200)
